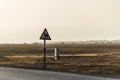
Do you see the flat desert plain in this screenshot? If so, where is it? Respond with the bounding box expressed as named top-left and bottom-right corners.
top-left (0, 43), bottom-right (120, 75)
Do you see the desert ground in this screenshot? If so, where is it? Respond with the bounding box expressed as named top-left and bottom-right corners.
top-left (0, 43), bottom-right (120, 75)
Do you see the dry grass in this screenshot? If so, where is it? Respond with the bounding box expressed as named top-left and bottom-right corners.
top-left (0, 43), bottom-right (120, 75)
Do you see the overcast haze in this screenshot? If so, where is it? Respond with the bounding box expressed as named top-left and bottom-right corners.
top-left (0, 0), bottom-right (120, 43)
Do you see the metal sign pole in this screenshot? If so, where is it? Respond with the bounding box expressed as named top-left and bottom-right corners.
top-left (40, 28), bottom-right (51, 69)
top-left (43, 39), bottom-right (46, 69)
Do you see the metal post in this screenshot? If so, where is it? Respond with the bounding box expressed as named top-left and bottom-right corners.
top-left (43, 40), bottom-right (46, 69)
top-left (54, 48), bottom-right (59, 60)
top-left (40, 28), bottom-right (51, 69)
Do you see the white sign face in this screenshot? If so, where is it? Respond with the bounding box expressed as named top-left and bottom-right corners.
top-left (40, 28), bottom-right (51, 40)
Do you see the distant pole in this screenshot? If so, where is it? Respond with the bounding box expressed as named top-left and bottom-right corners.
top-left (43, 39), bottom-right (46, 69)
top-left (54, 48), bottom-right (59, 60)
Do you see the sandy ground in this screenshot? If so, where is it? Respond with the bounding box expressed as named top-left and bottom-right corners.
top-left (4, 53), bottom-right (112, 59)
top-left (4, 54), bottom-right (98, 58)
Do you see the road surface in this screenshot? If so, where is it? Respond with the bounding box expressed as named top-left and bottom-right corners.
top-left (0, 67), bottom-right (119, 80)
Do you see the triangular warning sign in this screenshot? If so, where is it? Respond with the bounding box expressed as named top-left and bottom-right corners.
top-left (40, 28), bottom-right (51, 40)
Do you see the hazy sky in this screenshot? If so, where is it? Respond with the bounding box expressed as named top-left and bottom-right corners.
top-left (0, 0), bottom-right (120, 43)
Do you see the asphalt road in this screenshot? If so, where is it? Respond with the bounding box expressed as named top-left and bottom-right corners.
top-left (0, 67), bottom-right (119, 80)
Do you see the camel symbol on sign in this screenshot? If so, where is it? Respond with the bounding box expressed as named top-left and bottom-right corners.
top-left (40, 28), bottom-right (51, 40)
